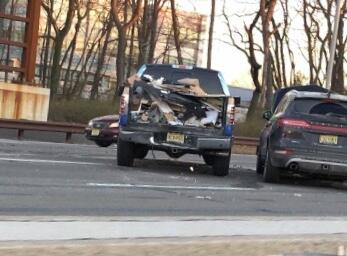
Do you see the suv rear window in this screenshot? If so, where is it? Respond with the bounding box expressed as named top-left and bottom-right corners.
top-left (292, 98), bottom-right (347, 118)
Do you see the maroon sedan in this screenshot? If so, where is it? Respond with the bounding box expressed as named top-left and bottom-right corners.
top-left (85, 115), bottom-right (119, 147)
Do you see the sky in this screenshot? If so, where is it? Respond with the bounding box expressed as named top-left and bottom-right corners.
top-left (174, 0), bottom-right (318, 89)
top-left (176, 0), bottom-right (258, 88)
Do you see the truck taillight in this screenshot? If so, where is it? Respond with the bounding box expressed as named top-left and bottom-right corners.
top-left (119, 90), bottom-right (129, 126)
top-left (228, 105), bottom-right (235, 125)
top-left (227, 98), bottom-right (236, 125)
top-left (120, 96), bottom-right (126, 115)
top-left (225, 98), bottom-right (235, 136)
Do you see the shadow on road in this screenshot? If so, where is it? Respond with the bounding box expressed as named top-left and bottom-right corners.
top-left (277, 174), bottom-right (347, 192)
top-left (134, 158), bottom-right (217, 176)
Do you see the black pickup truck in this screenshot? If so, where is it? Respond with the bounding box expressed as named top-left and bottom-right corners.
top-left (117, 64), bottom-right (235, 176)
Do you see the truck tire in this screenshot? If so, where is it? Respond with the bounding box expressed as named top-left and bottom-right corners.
top-left (212, 154), bottom-right (230, 177)
top-left (166, 151), bottom-right (185, 159)
top-left (117, 138), bottom-right (135, 167)
top-left (263, 150), bottom-right (280, 183)
top-left (134, 144), bottom-right (149, 159)
top-left (202, 154), bottom-right (215, 165)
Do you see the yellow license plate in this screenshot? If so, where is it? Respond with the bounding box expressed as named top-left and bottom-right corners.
top-left (91, 129), bottom-right (100, 136)
top-left (167, 133), bottom-right (185, 144)
top-left (319, 135), bottom-right (338, 145)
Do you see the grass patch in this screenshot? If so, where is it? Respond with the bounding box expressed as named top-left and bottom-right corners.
top-left (48, 99), bottom-right (118, 124)
top-left (234, 115), bottom-right (265, 138)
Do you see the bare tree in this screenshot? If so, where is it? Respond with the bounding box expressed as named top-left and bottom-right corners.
top-left (61, 1), bottom-right (90, 96)
top-left (91, 15), bottom-right (113, 100)
top-left (223, 5), bottom-right (263, 120)
top-left (138, 0), bottom-right (167, 66)
top-left (170, 0), bottom-right (183, 64)
top-left (111, 0), bottom-right (142, 92)
top-left (259, 0), bottom-right (277, 109)
top-left (330, 0), bottom-right (346, 93)
top-left (148, 0), bottom-right (168, 63)
top-left (207, 0), bottom-right (216, 69)
top-left (42, 0), bottom-right (77, 98)
top-left (270, 0), bottom-right (296, 88)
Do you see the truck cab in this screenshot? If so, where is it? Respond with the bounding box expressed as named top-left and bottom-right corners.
top-left (117, 64), bottom-right (235, 176)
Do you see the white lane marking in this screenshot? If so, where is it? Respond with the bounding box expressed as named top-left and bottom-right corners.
top-left (195, 196), bottom-right (212, 200)
top-left (0, 153), bottom-right (34, 156)
top-left (87, 183), bottom-right (256, 191)
top-left (0, 157), bottom-right (103, 166)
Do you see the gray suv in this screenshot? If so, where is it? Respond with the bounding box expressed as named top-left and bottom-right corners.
top-left (117, 64), bottom-right (235, 176)
top-left (257, 89), bottom-right (347, 183)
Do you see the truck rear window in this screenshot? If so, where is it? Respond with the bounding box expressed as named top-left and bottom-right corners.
top-left (142, 66), bottom-right (225, 95)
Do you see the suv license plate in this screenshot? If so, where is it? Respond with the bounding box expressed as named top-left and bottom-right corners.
top-left (319, 135), bottom-right (338, 145)
top-left (167, 133), bottom-right (184, 144)
top-left (91, 129), bottom-right (100, 136)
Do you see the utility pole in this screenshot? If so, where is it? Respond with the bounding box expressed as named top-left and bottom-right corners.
top-left (326, 0), bottom-right (343, 90)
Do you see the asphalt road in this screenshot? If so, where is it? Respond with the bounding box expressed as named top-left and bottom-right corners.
top-left (0, 138), bottom-right (347, 217)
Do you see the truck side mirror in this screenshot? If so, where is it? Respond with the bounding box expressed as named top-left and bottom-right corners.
top-left (263, 110), bottom-right (272, 120)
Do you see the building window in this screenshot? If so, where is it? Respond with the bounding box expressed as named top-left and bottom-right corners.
top-left (0, 0), bottom-right (29, 82)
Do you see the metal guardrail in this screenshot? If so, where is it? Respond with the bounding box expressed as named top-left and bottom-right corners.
top-left (0, 119), bottom-right (259, 146)
top-left (234, 136), bottom-right (259, 147)
top-left (0, 119), bottom-right (85, 143)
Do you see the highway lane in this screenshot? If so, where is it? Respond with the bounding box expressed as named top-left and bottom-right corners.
top-left (0, 139), bottom-right (347, 217)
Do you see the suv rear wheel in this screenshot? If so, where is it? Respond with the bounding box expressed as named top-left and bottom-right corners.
top-left (117, 138), bottom-right (135, 167)
top-left (263, 150), bottom-right (280, 183)
top-left (256, 155), bottom-right (265, 175)
top-left (212, 154), bottom-right (230, 177)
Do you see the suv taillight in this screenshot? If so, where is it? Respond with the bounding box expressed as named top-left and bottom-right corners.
top-left (278, 118), bottom-right (310, 128)
top-left (278, 118), bottom-right (347, 134)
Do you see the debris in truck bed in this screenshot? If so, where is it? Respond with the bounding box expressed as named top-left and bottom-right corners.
top-left (128, 76), bottom-right (226, 128)
top-left (201, 110), bottom-right (219, 125)
top-left (176, 78), bottom-right (208, 97)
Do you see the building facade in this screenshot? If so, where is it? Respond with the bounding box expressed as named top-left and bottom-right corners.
top-left (35, 2), bottom-right (208, 99)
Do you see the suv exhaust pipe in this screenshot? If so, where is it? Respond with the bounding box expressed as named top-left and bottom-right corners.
top-left (289, 162), bottom-right (299, 171)
top-left (172, 148), bottom-right (179, 154)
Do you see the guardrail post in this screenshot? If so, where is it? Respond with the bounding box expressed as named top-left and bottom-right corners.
top-left (17, 129), bottom-right (24, 140)
top-left (65, 132), bottom-right (72, 143)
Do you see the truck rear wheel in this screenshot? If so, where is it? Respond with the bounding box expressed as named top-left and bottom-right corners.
top-left (134, 144), bottom-right (149, 159)
top-left (117, 138), bottom-right (135, 167)
top-left (202, 154), bottom-right (215, 165)
top-left (212, 154), bottom-right (230, 177)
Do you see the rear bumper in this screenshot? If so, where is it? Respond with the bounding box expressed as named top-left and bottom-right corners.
top-left (270, 149), bottom-right (347, 177)
top-left (285, 158), bottom-right (347, 175)
top-left (119, 130), bottom-right (232, 154)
